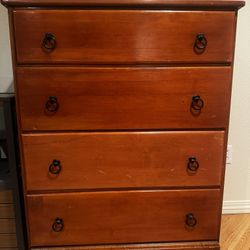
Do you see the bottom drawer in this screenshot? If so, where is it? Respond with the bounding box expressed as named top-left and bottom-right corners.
top-left (27, 189), bottom-right (220, 247)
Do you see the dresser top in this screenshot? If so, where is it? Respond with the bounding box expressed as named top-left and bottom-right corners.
top-left (1, 0), bottom-right (245, 9)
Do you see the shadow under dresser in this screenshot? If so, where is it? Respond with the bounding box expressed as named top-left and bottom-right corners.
top-left (0, 0), bottom-right (245, 249)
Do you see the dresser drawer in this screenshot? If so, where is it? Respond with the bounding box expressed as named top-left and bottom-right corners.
top-left (17, 67), bottom-right (231, 131)
top-left (27, 189), bottom-right (220, 246)
top-left (22, 131), bottom-right (224, 191)
top-left (13, 10), bottom-right (235, 64)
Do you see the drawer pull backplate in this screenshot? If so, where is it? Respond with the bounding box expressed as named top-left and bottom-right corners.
top-left (187, 157), bottom-right (199, 173)
top-left (49, 160), bottom-right (62, 175)
top-left (185, 213), bottom-right (197, 228)
top-left (42, 33), bottom-right (56, 51)
top-left (52, 217), bottom-right (64, 232)
top-left (194, 33), bottom-right (207, 54)
top-left (45, 96), bottom-right (59, 113)
top-left (191, 95), bottom-right (204, 111)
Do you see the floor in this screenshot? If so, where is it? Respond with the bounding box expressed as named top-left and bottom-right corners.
top-left (0, 188), bottom-right (250, 250)
top-left (220, 214), bottom-right (250, 250)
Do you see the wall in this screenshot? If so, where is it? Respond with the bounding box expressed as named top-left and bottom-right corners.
top-left (0, 4), bottom-right (13, 92)
top-left (0, 3), bottom-right (249, 213)
top-left (223, 1), bottom-right (250, 213)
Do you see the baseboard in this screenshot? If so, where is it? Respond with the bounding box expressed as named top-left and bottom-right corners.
top-left (223, 200), bottom-right (250, 214)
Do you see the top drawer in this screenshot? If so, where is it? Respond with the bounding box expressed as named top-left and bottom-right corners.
top-left (13, 10), bottom-right (235, 64)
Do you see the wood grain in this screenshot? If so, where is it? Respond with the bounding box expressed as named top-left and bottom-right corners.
top-left (26, 214), bottom-right (250, 249)
top-left (17, 67), bottom-right (232, 131)
top-left (0, 219), bottom-right (16, 233)
top-left (0, 234), bottom-right (17, 248)
top-left (0, 204), bottom-right (15, 218)
top-left (220, 214), bottom-right (250, 250)
top-left (31, 241), bottom-right (220, 250)
top-left (13, 10), bottom-right (235, 64)
top-left (0, 248), bottom-right (18, 250)
top-left (2, 0), bottom-right (244, 249)
top-left (27, 189), bottom-right (220, 246)
top-left (0, 190), bottom-right (13, 203)
top-left (0, 189), bottom-right (16, 249)
top-left (22, 131), bottom-right (225, 191)
top-left (1, 0), bottom-right (245, 9)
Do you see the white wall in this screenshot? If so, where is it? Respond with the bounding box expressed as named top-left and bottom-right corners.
top-left (223, 1), bottom-right (250, 213)
top-left (0, 4), bottom-right (13, 92)
top-left (0, 2), bottom-right (249, 213)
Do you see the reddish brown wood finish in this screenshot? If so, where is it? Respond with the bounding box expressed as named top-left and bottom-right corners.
top-left (31, 241), bottom-right (220, 250)
top-left (2, 1), bottom-right (244, 249)
top-left (22, 131), bottom-right (224, 191)
top-left (13, 10), bottom-right (235, 64)
top-left (27, 189), bottom-right (220, 246)
top-left (16, 67), bottom-right (231, 131)
top-left (1, 0), bottom-right (245, 9)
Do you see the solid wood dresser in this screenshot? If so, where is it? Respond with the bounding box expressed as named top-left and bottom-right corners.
top-left (1, 0), bottom-right (245, 249)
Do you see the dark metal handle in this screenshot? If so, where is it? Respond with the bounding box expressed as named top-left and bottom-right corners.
top-left (186, 213), bottom-right (197, 227)
top-left (45, 96), bottom-right (59, 113)
top-left (52, 217), bottom-right (64, 232)
top-left (191, 95), bottom-right (204, 111)
top-left (194, 33), bottom-right (207, 54)
top-left (42, 33), bottom-right (56, 51)
top-left (187, 157), bottom-right (199, 172)
top-left (49, 160), bottom-right (62, 175)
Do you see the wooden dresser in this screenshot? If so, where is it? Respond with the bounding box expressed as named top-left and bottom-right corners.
top-left (1, 0), bottom-right (245, 249)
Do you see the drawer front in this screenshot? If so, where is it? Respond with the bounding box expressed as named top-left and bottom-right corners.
top-left (17, 67), bottom-right (231, 131)
top-left (27, 189), bottom-right (220, 246)
top-left (13, 10), bottom-right (235, 64)
top-left (22, 131), bottom-right (224, 191)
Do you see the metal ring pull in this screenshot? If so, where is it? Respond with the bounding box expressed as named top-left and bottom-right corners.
top-left (194, 33), bottom-right (207, 54)
top-left (185, 213), bottom-right (197, 228)
top-left (191, 95), bottom-right (204, 111)
top-left (49, 160), bottom-right (62, 175)
top-left (52, 217), bottom-right (64, 232)
top-left (45, 96), bottom-right (59, 113)
top-left (42, 33), bottom-right (56, 51)
top-left (187, 157), bottom-right (199, 172)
